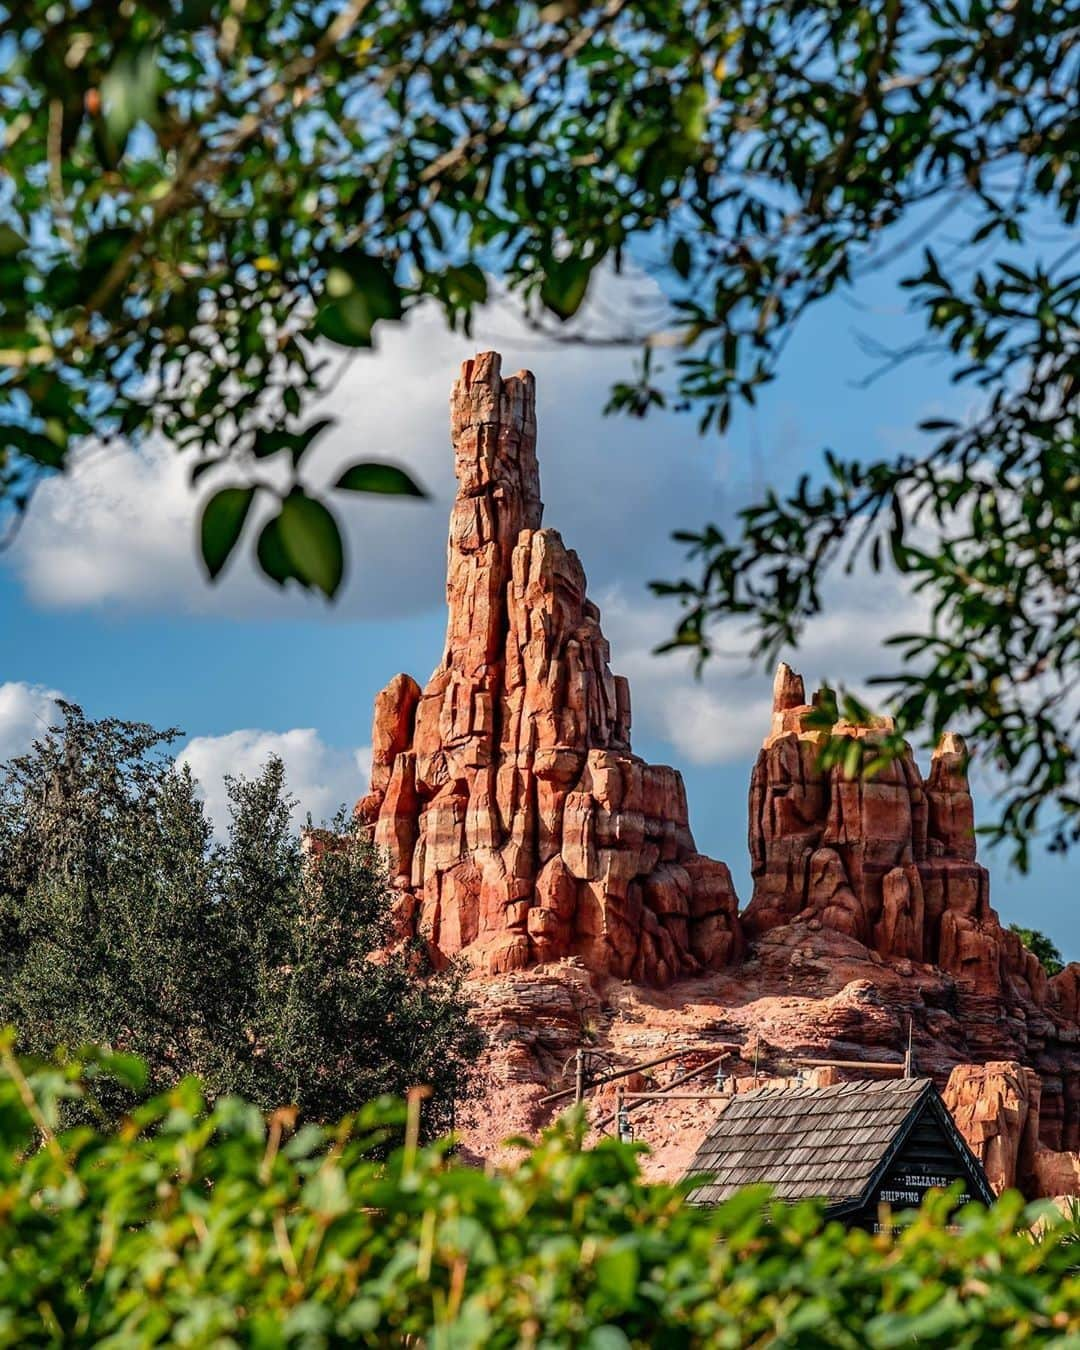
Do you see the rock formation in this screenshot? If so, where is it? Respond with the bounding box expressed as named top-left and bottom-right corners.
top-left (351, 351), bottom-right (1080, 1201)
top-left (739, 665), bottom-right (1080, 1163)
top-left (356, 352), bottom-right (741, 984)
top-left (944, 1061), bottom-right (1080, 1198)
top-left (744, 664), bottom-right (1047, 1002)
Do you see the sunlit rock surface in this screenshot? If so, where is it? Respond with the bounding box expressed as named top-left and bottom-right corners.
top-left (352, 353), bottom-right (1080, 1199)
top-left (356, 352), bottom-right (741, 985)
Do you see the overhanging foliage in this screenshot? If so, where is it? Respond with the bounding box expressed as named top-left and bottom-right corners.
top-left (1, 0), bottom-right (1076, 862)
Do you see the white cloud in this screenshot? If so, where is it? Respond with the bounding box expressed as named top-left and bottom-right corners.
top-left (177, 728), bottom-right (370, 836)
top-left (9, 428), bottom-right (441, 619)
top-left (7, 277), bottom-right (733, 620)
top-left (0, 681), bottom-right (64, 762)
top-left (598, 560), bottom-right (932, 766)
top-left (12, 442), bottom-right (205, 611)
top-left (0, 680), bottom-right (368, 836)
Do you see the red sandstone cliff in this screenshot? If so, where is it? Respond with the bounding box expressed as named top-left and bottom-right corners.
top-left (352, 351), bottom-right (1080, 1199)
top-left (356, 352), bottom-right (741, 985)
top-left (745, 668), bottom-right (1048, 1005)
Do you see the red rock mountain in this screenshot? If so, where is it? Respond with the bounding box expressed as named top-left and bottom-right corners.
top-left (355, 352), bottom-right (1079, 1199)
top-left (355, 351), bottom-right (741, 985)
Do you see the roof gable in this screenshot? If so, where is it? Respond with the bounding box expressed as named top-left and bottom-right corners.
top-left (851, 1083), bottom-right (996, 1213)
top-left (686, 1078), bottom-right (993, 1209)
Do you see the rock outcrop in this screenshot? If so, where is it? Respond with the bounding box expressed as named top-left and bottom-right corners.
top-left (739, 665), bottom-right (1080, 1164)
top-left (743, 665), bottom-right (1059, 1006)
top-left (356, 352), bottom-right (741, 984)
top-left (944, 1061), bottom-right (1044, 1195)
top-left (350, 351), bottom-right (1080, 1200)
top-left (945, 1061), bottom-right (1080, 1198)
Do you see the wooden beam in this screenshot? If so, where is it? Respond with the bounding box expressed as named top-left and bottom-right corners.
top-left (592, 1051), bottom-right (729, 1133)
top-left (792, 1057), bottom-right (905, 1072)
top-left (622, 1093), bottom-right (732, 1101)
top-left (539, 1044), bottom-right (739, 1106)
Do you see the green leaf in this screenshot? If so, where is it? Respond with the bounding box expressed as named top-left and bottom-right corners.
top-left (252, 417), bottom-right (334, 466)
top-left (710, 1183), bottom-right (772, 1231)
top-left (283, 1124), bottom-right (327, 1159)
top-left (101, 46), bottom-right (160, 146)
top-left (595, 1243), bottom-right (640, 1308)
top-left (200, 486), bottom-right (255, 580)
top-left (190, 457), bottom-right (222, 483)
top-left (82, 229), bottom-right (135, 305)
top-left (315, 295), bottom-right (378, 347)
top-left (256, 514), bottom-right (300, 588)
top-left (445, 263), bottom-right (488, 305)
top-left (177, 0), bottom-right (216, 25)
top-left (95, 1052), bottom-right (148, 1092)
top-left (278, 491), bottom-right (344, 597)
top-left (540, 257), bottom-right (593, 321)
top-left (315, 252), bottom-right (402, 347)
top-left (867, 1291), bottom-right (968, 1345)
top-left (302, 1163), bottom-right (350, 1218)
top-left (674, 82), bottom-right (707, 141)
top-left (0, 225), bottom-right (27, 258)
top-left (335, 462), bottom-right (426, 497)
top-left (3, 427), bottom-right (67, 469)
top-left (585, 1329), bottom-right (631, 1350)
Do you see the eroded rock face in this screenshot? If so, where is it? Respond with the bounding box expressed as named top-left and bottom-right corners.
top-left (349, 353), bottom-right (1080, 1196)
top-left (745, 667), bottom-right (1023, 996)
top-left (356, 352), bottom-right (741, 984)
top-left (944, 1061), bottom-right (1080, 1200)
top-left (730, 663), bottom-right (1080, 1166)
top-left (944, 1061), bottom-right (1043, 1195)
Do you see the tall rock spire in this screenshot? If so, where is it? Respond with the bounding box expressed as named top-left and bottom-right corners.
top-left (350, 363), bottom-right (1080, 1171)
top-left (356, 352), bottom-right (742, 983)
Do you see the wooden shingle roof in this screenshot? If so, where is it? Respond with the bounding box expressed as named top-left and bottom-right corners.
top-left (686, 1077), bottom-right (938, 1206)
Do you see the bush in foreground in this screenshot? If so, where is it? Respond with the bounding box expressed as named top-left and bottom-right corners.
top-left (0, 1039), bottom-right (1078, 1348)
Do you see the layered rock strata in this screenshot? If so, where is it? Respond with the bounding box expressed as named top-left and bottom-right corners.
top-left (752, 673), bottom-right (953, 962)
top-left (944, 1061), bottom-right (1080, 1198)
top-left (352, 352), bottom-right (1080, 1198)
top-left (356, 352), bottom-right (741, 984)
top-left (742, 663), bottom-right (1080, 1156)
top-left (745, 663), bottom-right (1057, 1003)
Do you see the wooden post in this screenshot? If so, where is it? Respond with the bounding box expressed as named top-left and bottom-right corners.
top-left (591, 1051), bottom-right (729, 1134)
top-left (616, 1086), bottom-right (627, 1142)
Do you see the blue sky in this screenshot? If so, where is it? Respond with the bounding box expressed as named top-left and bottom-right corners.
top-left (0, 262), bottom-right (1074, 956)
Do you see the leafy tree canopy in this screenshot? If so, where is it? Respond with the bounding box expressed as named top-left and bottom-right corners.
top-left (0, 705), bottom-right (483, 1131)
top-left (0, 0), bottom-right (1076, 863)
top-left (1009, 924), bottom-right (1065, 977)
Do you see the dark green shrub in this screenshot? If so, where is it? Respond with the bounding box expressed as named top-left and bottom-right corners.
top-left (0, 707), bottom-right (482, 1132)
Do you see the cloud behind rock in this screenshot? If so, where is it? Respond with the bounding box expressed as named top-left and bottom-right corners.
top-left (176, 727), bottom-right (370, 836)
top-left (8, 290), bottom-right (735, 623)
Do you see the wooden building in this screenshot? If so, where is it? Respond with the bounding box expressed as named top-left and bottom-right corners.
top-left (685, 1077), bottom-right (994, 1228)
